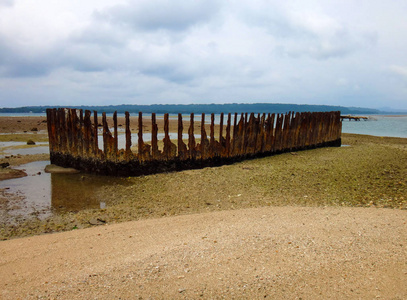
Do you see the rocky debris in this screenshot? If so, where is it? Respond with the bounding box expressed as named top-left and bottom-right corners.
top-left (0, 168), bottom-right (27, 180)
top-left (44, 164), bottom-right (80, 174)
top-left (88, 218), bottom-right (107, 226)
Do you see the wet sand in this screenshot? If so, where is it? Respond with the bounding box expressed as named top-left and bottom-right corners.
top-left (0, 116), bottom-right (406, 299)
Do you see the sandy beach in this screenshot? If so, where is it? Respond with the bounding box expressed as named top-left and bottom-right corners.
top-left (0, 116), bottom-right (406, 299)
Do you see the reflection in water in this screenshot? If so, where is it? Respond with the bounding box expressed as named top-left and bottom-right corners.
top-left (0, 161), bottom-right (129, 222)
top-left (50, 171), bottom-right (127, 213)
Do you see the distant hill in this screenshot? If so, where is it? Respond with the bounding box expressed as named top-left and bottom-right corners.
top-left (0, 103), bottom-right (389, 115)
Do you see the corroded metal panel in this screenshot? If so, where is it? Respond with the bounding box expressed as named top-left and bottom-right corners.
top-left (46, 108), bottom-right (342, 176)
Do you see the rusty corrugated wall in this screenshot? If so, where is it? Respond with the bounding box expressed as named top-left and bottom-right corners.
top-left (46, 109), bottom-right (342, 176)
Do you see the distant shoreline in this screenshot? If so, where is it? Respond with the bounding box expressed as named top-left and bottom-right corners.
top-left (2, 103), bottom-right (405, 115)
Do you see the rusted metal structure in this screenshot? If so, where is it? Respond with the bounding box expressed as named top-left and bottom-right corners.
top-left (46, 109), bottom-right (342, 176)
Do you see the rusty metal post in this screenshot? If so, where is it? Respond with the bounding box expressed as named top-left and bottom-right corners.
top-left (125, 111), bottom-right (132, 160)
top-left (93, 111), bottom-right (99, 156)
top-left (188, 113), bottom-right (196, 160)
top-left (102, 112), bottom-right (108, 159)
top-left (270, 113), bottom-right (275, 152)
top-left (72, 109), bottom-right (79, 156)
top-left (242, 113), bottom-right (248, 155)
top-left (163, 113), bottom-right (176, 159)
top-left (46, 109), bottom-right (53, 154)
top-left (235, 113), bottom-right (244, 155)
top-left (253, 113), bottom-right (260, 154)
top-left (83, 110), bottom-right (91, 157)
top-left (258, 113), bottom-right (265, 153)
top-left (201, 113), bottom-right (206, 159)
top-left (151, 113), bottom-right (159, 160)
top-left (138, 111), bottom-right (143, 159)
top-left (225, 113), bottom-right (231, 157)
top-left (273, 114), bottom-right (282, 152)
top-left (178, 113), bottom-right (188, 159)
top-left (66, 109), bottom-right (73, 154)
top-left (219, 113), bottom-right (224, 142)
top-left (178, 113), bottom-right (183, 154)
top-left (246, 113), bottom-right (256, 155)
top-left (231, 112), bottom-right (238, 155)
top-left (78, 110), bottom-right (84, 157)
top-left (137, 112), bottom-right (152, 161)
top-left (209, 113), bottom-right (215, 156)
top-left (113, 111), bottom-right (118, 161)
top-left (60, 108), bottom-right (67, 153)
top-left (263, 113), bottom-right (271, 152)
top-left (163, 113), bottom-right (170, 159)
top-left (46, 109), bottom-right (54, 154)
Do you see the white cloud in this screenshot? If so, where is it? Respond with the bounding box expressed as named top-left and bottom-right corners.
top-left (389, 65), bottom-right (407, 78)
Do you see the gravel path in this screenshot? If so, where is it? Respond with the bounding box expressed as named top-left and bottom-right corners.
top-left (1, 206), bottom-right (406, 299)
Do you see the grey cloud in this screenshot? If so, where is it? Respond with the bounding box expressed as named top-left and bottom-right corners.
top-left (290, 29), bottom-right (358, 60)
top-left (142, 64), bottom-right (192, 83)
top-left (69, 23), bottom-right (128, 48)
top-left (0, 0), bottom-right (14, 7)
top-left (2, 59), bottom-right (51, 77)
top-left (96, 0), bottom-right (222, 31)
top-left (0, 37), bottom-right (53, 78)
top-left (238, 5), bottom-right (373, 61)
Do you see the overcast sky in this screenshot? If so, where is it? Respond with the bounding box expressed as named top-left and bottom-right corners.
top-left (0, 0), bottom-right (406, 110)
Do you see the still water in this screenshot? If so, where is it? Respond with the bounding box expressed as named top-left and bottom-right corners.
top-left (0, 160), bottom-right (129, 222)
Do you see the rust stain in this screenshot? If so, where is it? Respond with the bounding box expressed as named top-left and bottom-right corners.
top-left (46, 108), bottom-right (342, 176)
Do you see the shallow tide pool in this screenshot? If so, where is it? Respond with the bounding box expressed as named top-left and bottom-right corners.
top-left (0, 161), bottom-right (129, 222)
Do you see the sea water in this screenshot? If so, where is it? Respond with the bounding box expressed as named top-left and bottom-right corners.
top-left (341, 115), bottom-right (407, 138)
top-left (1, 112), bottom-right (406, 138)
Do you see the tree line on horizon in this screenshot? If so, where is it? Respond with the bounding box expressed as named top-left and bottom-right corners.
top-left (0, 103), bottom-right (383, 115)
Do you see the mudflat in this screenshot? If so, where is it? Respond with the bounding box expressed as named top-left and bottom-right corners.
top-left (0, 116), bottom-right (406, 299)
